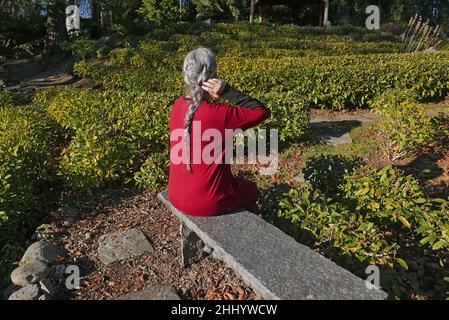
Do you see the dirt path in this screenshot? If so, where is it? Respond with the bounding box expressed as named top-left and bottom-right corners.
top-left (0, 54), bottom-right (88, 98)
top-left (50, 188), bottom-right (259, 300)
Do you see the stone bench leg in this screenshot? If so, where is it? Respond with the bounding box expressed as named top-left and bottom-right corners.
top-left (180, 223), bottom-right (209, 267)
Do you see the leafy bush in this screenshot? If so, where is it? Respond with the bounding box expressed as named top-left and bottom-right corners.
top-left (59, 126), bottom-right (139, 191)
top-left (377, 102), bottom-right (440, 162)
top-left (34, 87), bottom-right (173, 191)
top-left (258, 91), bottom-right (310, 142)
top-left (61, 37), bottom-right (96, 60)
top-left (0, 106), bottom-right (52, 289)
top-left (370, 88), bottom-right (420, 114)
top-left (74, 23), bottom-right (449, 111)
top-left (139, 0), bottom-right (189, 26)
top-left (302, 155), bottom-right (360, 196)
top-left (278, 165), bottom-right (449, 298)
top-left (134, 150), bottom-right (169, 190)
top-left (0, 91), bottom-right (26, 110)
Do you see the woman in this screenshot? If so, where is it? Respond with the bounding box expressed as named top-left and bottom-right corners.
top-left (168, 48), bottom-right (270, 217)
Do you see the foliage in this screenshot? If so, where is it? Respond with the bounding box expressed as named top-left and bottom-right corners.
top-left (73, 23), bottom-right (449, 111)
top-left (376, 101), bottom-right (440, 162)
top-left (59, 126), bottom-right (138, 190)
top-left (134, 150), bottom-right (170, 190)
top-left (0, 105), bottom-right (53, 289)
top-left (139, 0), bottom-right (189, 26)
top-left (302, 155), bottom-right (360, 196)
top-left (278, 165), bottom-right (449, 298)
top-left (61, 37), bottom-right (96, 60)
top-left (34, 87), bottom-right (172, 191)
top-left (0, 91), bottom-right (26, 111)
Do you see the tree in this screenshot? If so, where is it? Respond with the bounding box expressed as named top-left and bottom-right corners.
top-left (139, 0), bottom-right (185, 25)
top-left (43, 0), bottom-right (67, 57)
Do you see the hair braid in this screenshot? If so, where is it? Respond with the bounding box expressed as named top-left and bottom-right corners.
top-left (182, 48), bottom-right (217, 171)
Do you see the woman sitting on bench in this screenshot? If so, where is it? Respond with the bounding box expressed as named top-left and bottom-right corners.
top-left (168, 48), bottom-right (270, 217)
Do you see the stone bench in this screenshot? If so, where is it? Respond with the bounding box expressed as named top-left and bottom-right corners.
top-left (157, 190), bottom-right (387, 300)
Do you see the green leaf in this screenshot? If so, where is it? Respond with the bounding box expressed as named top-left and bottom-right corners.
top-left (432, 240), bottom-right (445, 251)
top-left (355, 187), bottom-right (370, 196)
top-left (396, 258), bottom-right (408, 270)
top-left (398, 216), bottom-right (411, 229)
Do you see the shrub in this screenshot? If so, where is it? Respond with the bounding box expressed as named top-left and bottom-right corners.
top-left (59, 126), bottom-right (139, 191)
top-left (377, 103), bottom-right (439, 162)
top-left (258, 91), bottom-right (310, 142)
top-left (278, 165), bottom-right (449, 298)
top-left (134, 150), bottom-right (169, 190)
top-left (370, 88), bottom-right (420, 114)
top-left (139, 0), bottom-right (189, 26)
top-left (302, 155), bottom-right (360, 196)
top-left (0, 91), bottom-right (26, 110)
top-left (0, 106), bottom-right (52, 289)
top-left (35, 87), bottom-right (173, 191)
top-left (342, 166), bottom-right (431, 228)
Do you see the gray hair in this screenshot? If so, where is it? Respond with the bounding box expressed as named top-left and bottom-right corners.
top-left (182, 48), bottom-right (217, 171)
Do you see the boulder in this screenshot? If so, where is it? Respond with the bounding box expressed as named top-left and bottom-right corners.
top-left (21, 241), bottom-right (65, 264)
top-left (8, 285), bottom-right (41, 300)
top-left (98, 228), bottom-right (154, 265)
top-left (11, 261), bottom-right (49, 287)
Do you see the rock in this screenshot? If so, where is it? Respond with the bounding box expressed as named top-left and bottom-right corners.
top-left (98, 228), bottom-right (154, 265)
top-left (8, 284), bottom-right (41, 300)
top-left (32, 224), bottom-right (53, 241)
top-left (2, 283), bottom-right (19, 300)
top-left (424, 47), bottom-right (437, 52)
top-left (294, 173), bottom-right (306, 183)
top-left (321, 133), bottom-right (353, 146)
top-left (49, 264), bottom-right (66, 279)
top-left (11, 261), bottom-right (49, 287)
top-left (180, 224), bottom-right (206, 267)
top-left (57, 207), bottom-right (81, 226)
top-left (158, 190), bottom-right (388, 300)
top-left (117, 285), bottom-right (181, 300)
top-left (39, 279), bottom-right (56, 296)
top-left (21, 241), bottom-right (65, 264)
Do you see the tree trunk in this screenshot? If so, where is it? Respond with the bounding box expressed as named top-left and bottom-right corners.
top-left (250, 0), bottom-right (255, 24)
top-left (43, 0), bottom-right (67, 57)
top-left (323, 0), bottom-right (330, 27)
top-left (92, 0), bottom-right (102, 37)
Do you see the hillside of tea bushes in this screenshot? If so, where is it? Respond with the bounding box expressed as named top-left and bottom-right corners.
top-left (1, 23), bottom-right (449, 299)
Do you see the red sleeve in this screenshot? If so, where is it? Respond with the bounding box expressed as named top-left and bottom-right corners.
top-left (223, 104), bottom-right (271, 131)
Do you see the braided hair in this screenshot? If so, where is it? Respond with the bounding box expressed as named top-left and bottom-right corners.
top-left (182, 48), bottom-right (217, 171)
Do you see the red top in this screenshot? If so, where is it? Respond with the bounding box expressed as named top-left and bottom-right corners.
top-left (168, 97), bottom-right (270, 216)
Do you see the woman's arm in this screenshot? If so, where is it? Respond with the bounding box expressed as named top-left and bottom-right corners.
top-left (202, 79), bottom-right (271, 131)
top-left (219, 82), bottom-right (265, 110)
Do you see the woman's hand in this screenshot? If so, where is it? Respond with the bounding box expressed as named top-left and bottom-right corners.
top-left (201, 78), bottom-right (223, 98)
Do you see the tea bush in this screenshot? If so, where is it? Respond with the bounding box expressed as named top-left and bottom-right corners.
top-left (279, 165), bottom-right (449, 298)
top-left (0, 105), bottom-right (53, 288)
top-left (376, 102), bottom-right (441, 162)
top-left (33, 87), bottom-right (173, 191)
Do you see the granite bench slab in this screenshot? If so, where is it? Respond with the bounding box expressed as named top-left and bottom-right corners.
top-left (158, 190), bottom-right (387, 300)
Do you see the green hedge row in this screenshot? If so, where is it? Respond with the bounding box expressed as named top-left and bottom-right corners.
top-left (278, 163), bottom-right (449, 299)
top-left (0, 102), bottom-right (53, 288)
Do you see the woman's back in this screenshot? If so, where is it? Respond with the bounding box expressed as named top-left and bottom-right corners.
top-left (168, 94), bottom-right (269, 216)
top-left (167, 47), bottom-right (269, 217)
